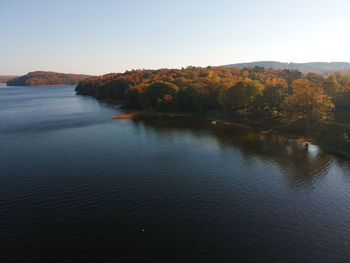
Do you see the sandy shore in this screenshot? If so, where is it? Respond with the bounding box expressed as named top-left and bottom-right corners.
top-left (111, 111), bottom-right (189, 120)
top-left (111, 113), bottom-right (137, 119)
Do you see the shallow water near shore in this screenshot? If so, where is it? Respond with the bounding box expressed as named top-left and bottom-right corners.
top-left (1, 85), bottom-right (350, 262)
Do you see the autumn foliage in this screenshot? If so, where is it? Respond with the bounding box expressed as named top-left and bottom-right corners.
top-left (7, 71), bottom-right (91, 86)
top-left (76, 66), bottom-right (350, 130)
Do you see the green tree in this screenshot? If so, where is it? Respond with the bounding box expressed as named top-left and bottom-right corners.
top-left (218, 79), bottom-right (264, 110)
top-left (278, 69), bottom-right (303, 84)
top-left (144, 81), bottom-right (179, 109)
top-left (305, 72), bottom-right (325, 84)
top-left (218, 81), bottom-right (245, 109)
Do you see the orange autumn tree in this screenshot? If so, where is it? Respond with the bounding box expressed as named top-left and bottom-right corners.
top-left (283, 79), bottom-right (334, 131)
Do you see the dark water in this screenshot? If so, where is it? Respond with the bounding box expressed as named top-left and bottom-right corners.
top-left (1, 85), bottom-right (350, 262)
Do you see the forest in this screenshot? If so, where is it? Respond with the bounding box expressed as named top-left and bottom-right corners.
top-left (76, 66), bottom-right (350, 132)
top-left (7, 71), bottom-right (90, 86)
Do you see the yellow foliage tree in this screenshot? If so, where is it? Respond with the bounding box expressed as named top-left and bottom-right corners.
top-left (283, 79), bottom-right (334, 131)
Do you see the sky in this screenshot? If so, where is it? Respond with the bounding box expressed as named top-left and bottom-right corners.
top-left (1, 0), bottom-right (350, 75)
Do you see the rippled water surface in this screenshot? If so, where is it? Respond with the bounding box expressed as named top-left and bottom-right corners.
top-left (1, 85), bottom-right (350, 262)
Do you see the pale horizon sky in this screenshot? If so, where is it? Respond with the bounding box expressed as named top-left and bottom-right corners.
top-left (1, 0), bottom-right (350, 75)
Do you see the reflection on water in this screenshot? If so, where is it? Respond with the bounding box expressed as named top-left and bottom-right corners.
top-left (2, 86), bottom-right (350, 263)
top-left (132, 115), bottom-right (331, 189)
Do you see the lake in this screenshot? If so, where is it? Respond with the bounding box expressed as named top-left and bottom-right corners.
top-left (1, 85), bottom-right (350, 262)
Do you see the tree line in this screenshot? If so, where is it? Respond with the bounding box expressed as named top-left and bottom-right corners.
top-left (7, 71), bottom-right (90, 86)
top-left (75, 66), bottom-right (350, 131)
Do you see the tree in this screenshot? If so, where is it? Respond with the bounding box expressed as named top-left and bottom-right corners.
top-left (324, 75), bottom-right (341, 102)
top-left (263, 78), bottom-right (288, 113)
top-left (305, 72), bottom-right (325, 84)
top-left (283, 79), bottom-right (334, 131)
top-left (218, 79), bottom-right (264, 110)
top-left (244, 79), bottom-right (265, 105)
top-left (253, 65), bottom-right (265, 72)
top-left (155, 94), bottom-right (177, 111)
top-left (178, 86), bottom-right (196, 111)
top-left (144, 81), bottom-right (179, 109)
top-left (188, 81), bottom-right (210, 112)
top-left (125, 87), bottom-right (139, 108)
top-left (278, 69), bottom-right (303, 84)
top-left (218, 81), bottom-right (245, 110)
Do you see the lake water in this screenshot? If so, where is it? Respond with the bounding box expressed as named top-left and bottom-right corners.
top-left (1, 85), bottom-right (350, 262)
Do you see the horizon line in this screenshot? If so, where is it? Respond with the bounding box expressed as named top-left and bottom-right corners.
top-left (2, 60), bottom-right (350, 76)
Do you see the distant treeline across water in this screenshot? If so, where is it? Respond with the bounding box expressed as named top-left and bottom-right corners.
top-left (7, 71), bottom-right (90, 86)
top-left (75, 66), bottom-right (349, 115)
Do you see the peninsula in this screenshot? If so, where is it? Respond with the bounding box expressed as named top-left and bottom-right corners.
top-left (7, 71), bottom-right (91, 86)
top-left (76, 65), bottom-right (350, 156)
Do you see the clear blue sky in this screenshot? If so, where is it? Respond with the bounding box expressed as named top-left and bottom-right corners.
top-left (1, 0), bottom-right (350, 75)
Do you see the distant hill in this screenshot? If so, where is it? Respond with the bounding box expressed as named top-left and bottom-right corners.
top-left (6, 71), bottom-right (91, 86)
top-left (0, 75), bottom-right (17, 84)
top-left (222, 61), bottom-right (350, 75)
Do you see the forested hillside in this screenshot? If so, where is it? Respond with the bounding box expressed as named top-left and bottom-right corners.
top-left (222, 61), bottom-right (350, 75)
top-left (7, 71), bottom-right (90, 86)
top-left (76, 66), bottom-right (350, 114)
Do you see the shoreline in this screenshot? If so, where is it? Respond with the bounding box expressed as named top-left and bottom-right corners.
top-left (111, 110), bottom-right (350, 158)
